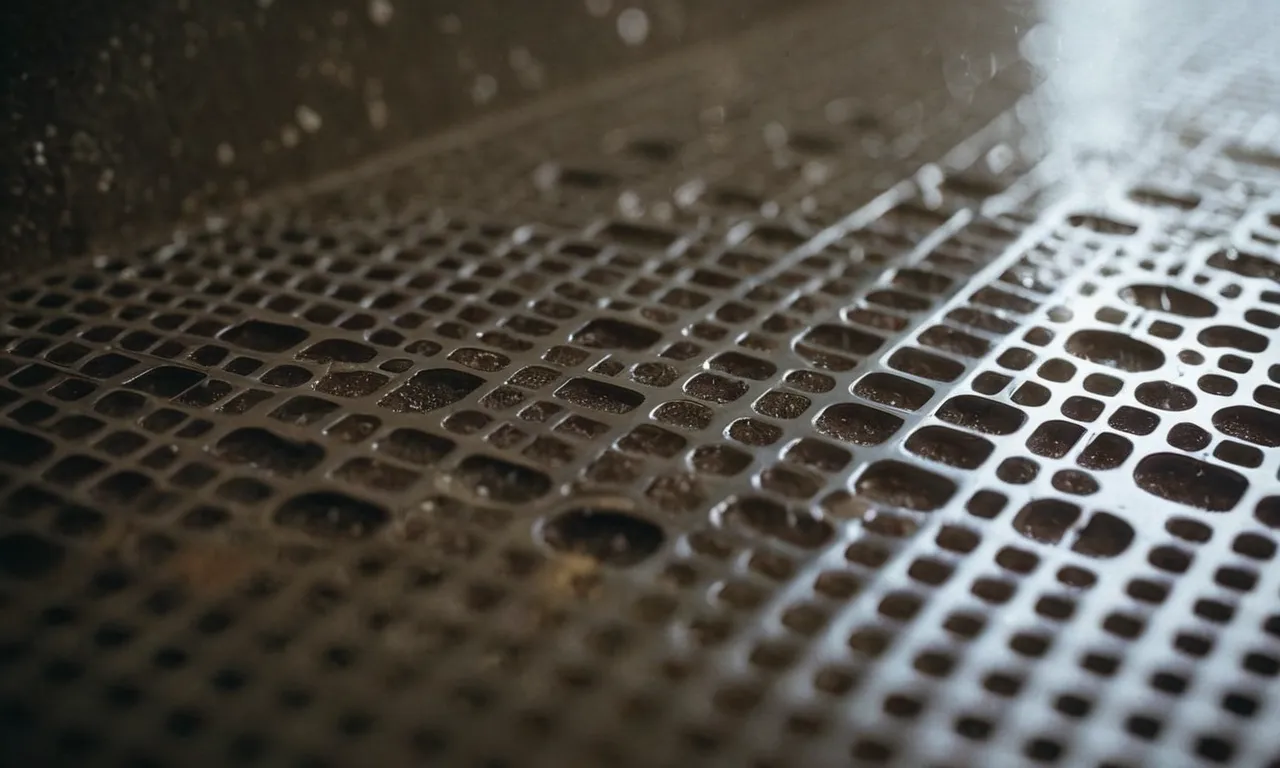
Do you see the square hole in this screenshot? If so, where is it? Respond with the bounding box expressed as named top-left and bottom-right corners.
top-left (907, 558), bottom-right (953, 586)
top-left (1024, 327), bottom-right (1054, 346)
top-left (1060, 396), bottom-right (1104, 422)
top-left (943, 612), bottom-right (985, 639)
top-left (995, 546), bottom-right (1039, 574)
top-left (1109, 406), bottom-right (1159, 436)
top-left (1149, 545), bottom-right (1193, 574)
top-left (1215, 566), bottom-right (1257, 592)
top-left (1219, 354), bottom-right (1251, 374)
top-left (1095, 307), bottom-right (1127, 324)
top-left (972, 371), bottom-right (1012, 395)
top-left (997, 348), bottom-right (1036, 371)
top-left (1024, 738), bottom-right (1062, 763)
top-left (847, 541), bottom-right (891, 568)
top-left (1174, 633), bottom-right (1213, 657)
top-left (967, 490), bottom-right (1007, 519)
top-left (972, 577), bottom-right (1015, 604)
top-left (1054, 694), bottom-right (1092, 718)
top-left (1035, 596), bottom-right (1075, 621)
top-left (1194, 599), bottom-right (1235, 624)
top-left (1011, 382), bottom-right (1051, 407)
top-left (171, 463), bottom-right (218, 489)
top-left (1083, 373), bottom-right (1122, 397)
top-left (1081, 652), bottom-right (1119, 676)
top-left (1102, 612), bottom-right (1145, 639)
top-left (48, 379), bottom-right (97, 402)
top-left (1214, 441), bottom-right (1263, 468)
top-left (1126, 578), bottom-right (1169, 604)
top-left (984, 672), bottom-right (1023, 697)
top-left (1037, 358), bottom-right (1076, 382)
top-left (1125, 714), bottom-right (1161, 740)
top-left (936, 525), bottom-right (980, 553)
top-left (1234, 533), bottom-right (1276, 560)
top-left (913, 651), bottom-right (954, 678)
top-left (1222, 692), bottom-right (1258, 718)
top-left (1149, 671), bottom-right (1188, 696)
top-left (854, 461), bottom-right (954, 510)
top-left (954, 716), bottom-right (993, 741)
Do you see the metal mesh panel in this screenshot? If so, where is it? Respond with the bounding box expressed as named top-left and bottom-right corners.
top-left (2, 2), bottom-right (1280, 767)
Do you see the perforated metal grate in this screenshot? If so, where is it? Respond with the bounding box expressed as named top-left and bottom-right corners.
top-left (3, 2), bottom-right (1280, 767)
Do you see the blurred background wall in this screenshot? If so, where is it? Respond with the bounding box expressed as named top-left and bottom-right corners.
top-left (0, 0), bottom-right (823, 270)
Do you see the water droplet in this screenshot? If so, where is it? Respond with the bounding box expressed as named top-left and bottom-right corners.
top-left (471, 74), bottom-right (498, 105)
top-left (763, 122), bottom-right (788, 148)
top-left (368, 0), bottom-right (394, 26)
top-left (295, 106), bottom-right (323, 133)
top-left (509, 46), bottom-right (546, 89)
top-left (617, 8), bottom-right (650, 46)
top-left (438, 14), bottom-right (461, 34)
top-left (365, 81), bottom-right (388, 129)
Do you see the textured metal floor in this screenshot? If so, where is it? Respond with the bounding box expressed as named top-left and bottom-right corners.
top-left (3, 2), bottom-right (1280, 767)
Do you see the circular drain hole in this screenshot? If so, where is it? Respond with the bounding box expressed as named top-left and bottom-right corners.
top-left (541, 509), bottom-right (665, 567)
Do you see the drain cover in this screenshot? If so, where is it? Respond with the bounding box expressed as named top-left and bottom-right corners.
top-left (3, 1), bottom-right (1280, 767)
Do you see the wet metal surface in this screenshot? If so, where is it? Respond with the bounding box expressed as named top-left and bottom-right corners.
top-left (3, 1), bottom-right (1280, 766)
top-left (0, 0), bottom-right (807, 269)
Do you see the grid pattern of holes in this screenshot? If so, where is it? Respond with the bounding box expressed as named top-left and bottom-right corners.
top-left (2, 1), bottom-right (1280, 767)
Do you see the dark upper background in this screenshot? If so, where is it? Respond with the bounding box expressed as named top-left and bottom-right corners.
top-left (0, 0), bottom-right (823, 271)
